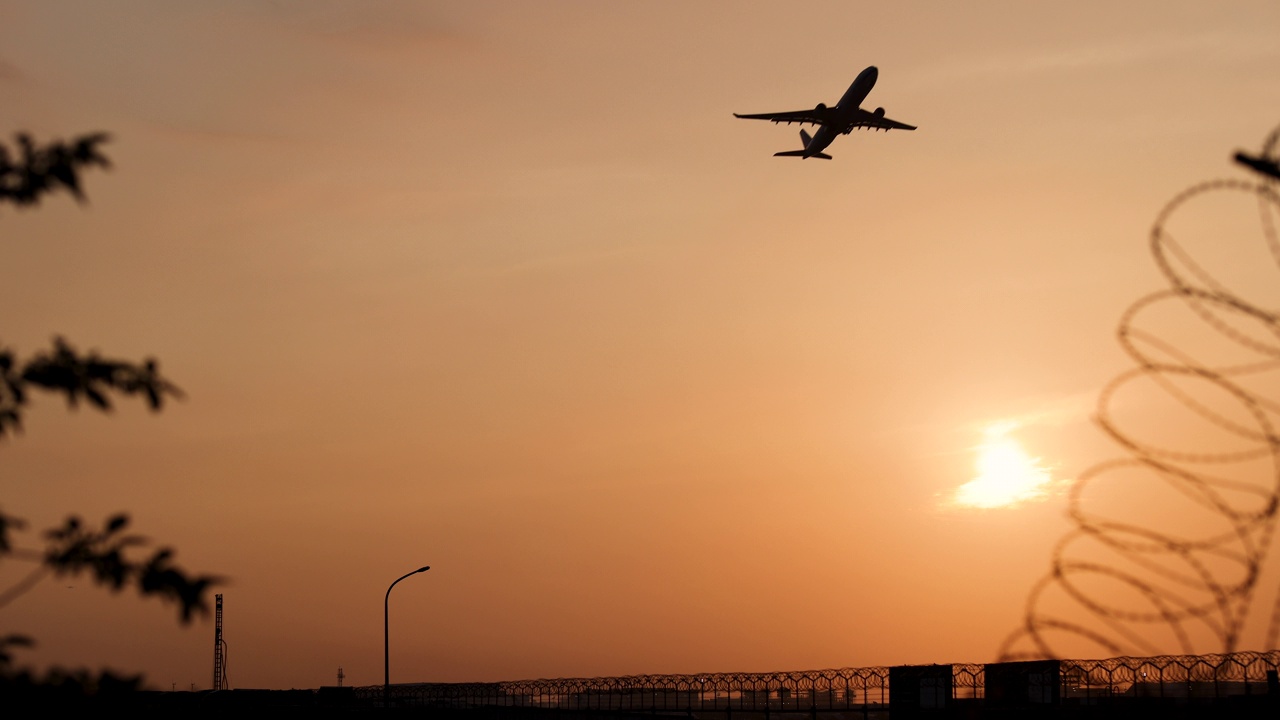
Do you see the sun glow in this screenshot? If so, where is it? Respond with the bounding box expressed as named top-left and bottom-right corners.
top-left (952, 422), bottom-right (1057, 509)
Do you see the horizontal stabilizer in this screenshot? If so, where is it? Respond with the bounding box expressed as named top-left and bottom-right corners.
top-left (773, 150), bottom-right (832, 159)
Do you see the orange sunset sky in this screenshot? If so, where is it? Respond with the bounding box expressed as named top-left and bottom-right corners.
top-left (3, 0), bottom-right (1280, 691)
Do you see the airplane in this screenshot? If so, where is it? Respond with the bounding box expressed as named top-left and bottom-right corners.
top-left (734, 66), bottom-right (916, 159)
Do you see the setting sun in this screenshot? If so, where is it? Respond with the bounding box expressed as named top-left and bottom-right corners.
top-left (952, 423), bottom-right (1058, 509)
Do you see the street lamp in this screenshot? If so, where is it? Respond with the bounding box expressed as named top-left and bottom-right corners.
top-left (385, 565), bottom-right (430, 708)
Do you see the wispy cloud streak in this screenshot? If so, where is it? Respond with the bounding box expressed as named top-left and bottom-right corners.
top-left (906, 30), bottom-right (1280, 89)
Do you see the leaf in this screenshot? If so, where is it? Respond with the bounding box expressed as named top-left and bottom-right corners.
top-left (0, 510), bottom-right (27, 553)
top-left (104, 514), bottom-right (128, 533)
top-left (0, 132), bottom-right (110, 208)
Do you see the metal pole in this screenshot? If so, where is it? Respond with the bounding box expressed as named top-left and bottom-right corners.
top-left (385, 565), bottom-right (430, 709)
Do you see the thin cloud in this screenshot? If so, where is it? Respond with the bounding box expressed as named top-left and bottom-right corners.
top-left (146, 122), bottom-right (290, 147)
top-left (906, 30), bottom-right (1280, 89)
top-left (974, 391), bottom-right (1097, 433)
top-left (251, 0), bottom-right (473, 58)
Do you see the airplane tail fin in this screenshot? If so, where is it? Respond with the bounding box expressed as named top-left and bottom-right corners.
top-left (774, 130), bottom-right (831, 159)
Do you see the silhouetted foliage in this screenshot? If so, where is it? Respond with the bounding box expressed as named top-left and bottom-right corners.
top-left (0, 337), bottom-right (183, 436)
top-left (0, 132), bottom-right (110, 207)
top-left (0, 664), bottom-right (143, 707)
top-left (1, 131), bottom-right (218, 695)
top-left (40, 514), bottom-right (219, 623)
top-left (0, 632), bottom-right (32, 666)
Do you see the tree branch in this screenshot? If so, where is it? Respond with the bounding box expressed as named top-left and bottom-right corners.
top-left (0, 338), bottom-right (183, 438)
top-left (0, 133), bottom-right (110, 207)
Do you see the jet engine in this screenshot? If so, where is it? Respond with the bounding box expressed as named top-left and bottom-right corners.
top-left (874, 107), bottom-right (885, 118)
top-left (815, 103), bottom-right (827, 113)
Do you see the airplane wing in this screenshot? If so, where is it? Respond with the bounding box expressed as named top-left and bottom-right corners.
top-left (844, 108), bottom-right (916, 133)
top-left (733, 107), bottom-right (831, 126)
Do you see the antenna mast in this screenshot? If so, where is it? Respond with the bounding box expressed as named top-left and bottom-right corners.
top-left (212, 593), bottom-right (227, 690)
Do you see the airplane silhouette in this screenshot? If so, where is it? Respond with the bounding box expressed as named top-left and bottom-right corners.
top-left (734, 66), bottom-right (916, 159)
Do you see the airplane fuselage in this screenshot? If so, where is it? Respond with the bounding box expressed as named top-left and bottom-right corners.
top-left (734, 65), bottom-right (914, 159)
top-left (803, 66), bottom-right (878, 157)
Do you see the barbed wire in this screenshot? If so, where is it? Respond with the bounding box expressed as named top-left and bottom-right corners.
top-left (999, 120), bottom-right (1280, 661)
top-left (361, 665), bottom-right (892, 711)
top-left (355, 650), bottom-right (1280, 708)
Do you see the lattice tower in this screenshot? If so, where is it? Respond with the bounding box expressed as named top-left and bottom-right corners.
top-left (212, 593), bottom-right (226, 690)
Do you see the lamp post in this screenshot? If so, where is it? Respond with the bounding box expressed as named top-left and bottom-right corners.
top-left (385, 565), bottom-right (430, 709)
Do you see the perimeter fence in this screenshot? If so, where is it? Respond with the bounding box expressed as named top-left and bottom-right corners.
top-left (356, 649), bottom-right (1280, 712)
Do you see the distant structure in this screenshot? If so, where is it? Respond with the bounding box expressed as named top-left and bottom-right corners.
top-left (338, 667), bottom-right (345, 687)
top-left (212, 593), bottom-right (228, 691)
top-left (360, 650), bottom-right (1280, 714)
